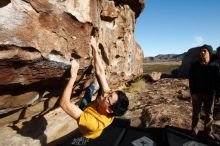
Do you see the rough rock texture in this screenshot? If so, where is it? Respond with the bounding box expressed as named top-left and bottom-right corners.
top-left (0, 0), bottom-right (144, 121)
top-left (0, 0), bottom-right (144, 145)
top-left (178, 47), bottom-right (200, 78)
top-left (145, 71), bottom-right (162, 82)
top-left (0, 104), bottom-right (79, 146)
top-left (125, 78), bottom-right (192, 128)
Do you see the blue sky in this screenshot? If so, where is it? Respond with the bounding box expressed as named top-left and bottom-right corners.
top-left (135, 0), bottom-right (220, 57)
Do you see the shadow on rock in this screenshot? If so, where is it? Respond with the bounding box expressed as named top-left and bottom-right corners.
top-left (9, 115), bottom-right (48, 145)
top-left (139, 108), bottom-right (152, 128)
top-left (0, 0), bottom-right (10, 8)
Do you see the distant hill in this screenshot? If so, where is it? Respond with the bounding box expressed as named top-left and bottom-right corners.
top-left (144, 52), bottom-right (186, 62)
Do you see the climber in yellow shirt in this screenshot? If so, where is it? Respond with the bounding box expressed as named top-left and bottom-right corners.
top-left (60, 36), bottom-right (129, 139)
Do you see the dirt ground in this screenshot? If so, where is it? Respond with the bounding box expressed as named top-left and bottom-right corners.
top-left (122, 78), bottom-right (220, 140)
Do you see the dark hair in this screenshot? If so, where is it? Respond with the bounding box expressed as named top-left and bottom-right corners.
top-left (110, 90), bottom-right (129, 116)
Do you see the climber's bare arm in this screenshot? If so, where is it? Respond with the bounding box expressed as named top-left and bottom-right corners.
top-left (91, 37), bottom-right (110, 91)
top-left (60, 60), bottom-right (82, 120)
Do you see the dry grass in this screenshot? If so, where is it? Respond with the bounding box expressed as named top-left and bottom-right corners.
top-left (124, 78), bottom-right (148, 93)
top-left (143, 61), bottom-right (181, 74)
top-left (124, 61), bottom-right (181, 93)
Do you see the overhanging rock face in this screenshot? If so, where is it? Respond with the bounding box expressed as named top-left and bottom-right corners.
top-left (0, 0), bottom-right (144, 123)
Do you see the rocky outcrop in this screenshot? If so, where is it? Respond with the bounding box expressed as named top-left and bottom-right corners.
top-left (177, 47), bottom-right (201, 78)
top-left (0, 0), bottom-right (144, 144)
top-left (114, 0), bottom-right (144, 18)
top-left (145, 71), bottom-right (162, 82)
top-left (0, 0), bottom-right (144, 119)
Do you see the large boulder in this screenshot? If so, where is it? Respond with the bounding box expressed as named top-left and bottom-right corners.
top-left (0, 0), bottom-right (144, 118)
top-left (0, 1), bottom-right (144, 144)
top-left (177, 47), bottom-right (200, 78)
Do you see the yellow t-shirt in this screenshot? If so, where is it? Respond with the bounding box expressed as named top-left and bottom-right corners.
top-left (78, 101), bottom-right (114, 139)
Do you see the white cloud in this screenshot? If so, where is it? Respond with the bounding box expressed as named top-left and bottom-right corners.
top-left (194, 36), bottom-right (204, 44)
top-left (188, 36), bottom-right (205, 48)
